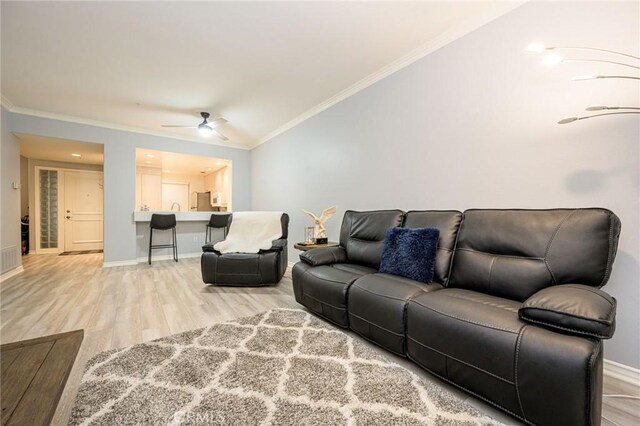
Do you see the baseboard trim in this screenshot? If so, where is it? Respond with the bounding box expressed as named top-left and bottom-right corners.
top-left (0, 265), bottom-right (24, 282)
top-left (136, 252), bottom-right (201, 263)
top-left (604, 359), bottom-right (640, 386)
top-left (102, 260), bottom-right (138, 268)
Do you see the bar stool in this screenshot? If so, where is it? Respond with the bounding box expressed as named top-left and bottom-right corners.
top-left (205, 213), bottom-right (231, 244)
top-left (148, 213), bottom-right (177, 264)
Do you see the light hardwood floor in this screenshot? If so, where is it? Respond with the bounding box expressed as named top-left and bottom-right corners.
top-left (1, 254), bottom-right (638, 425)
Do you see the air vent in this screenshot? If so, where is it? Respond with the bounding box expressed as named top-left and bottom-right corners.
top-left (1, 246), bottom-right (20, 274)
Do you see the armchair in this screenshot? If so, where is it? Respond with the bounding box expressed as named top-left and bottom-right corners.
top-left (201, 213), bottom-right (289, 286)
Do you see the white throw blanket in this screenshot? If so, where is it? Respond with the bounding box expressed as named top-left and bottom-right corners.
top-left (214, 211), bottom-right (284, 254)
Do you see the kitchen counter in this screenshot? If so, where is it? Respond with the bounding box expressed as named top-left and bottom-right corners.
top-left (133, 211), bottom-right (228, 222)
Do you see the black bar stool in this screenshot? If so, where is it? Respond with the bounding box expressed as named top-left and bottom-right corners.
top-left (205, 213), bottom-right (231, 244)
top-left (149, 213), bottom-right (177, 264)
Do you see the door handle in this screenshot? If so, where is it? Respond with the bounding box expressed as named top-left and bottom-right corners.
top-left (66, 216), bottom-right (71, 219)
top-left (66, 210), bottom-right (71, 213)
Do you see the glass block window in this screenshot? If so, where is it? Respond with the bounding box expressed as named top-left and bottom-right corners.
top-left (39, 170), bottom-right (58, 249)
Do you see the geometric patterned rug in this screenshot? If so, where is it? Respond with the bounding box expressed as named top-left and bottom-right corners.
top-left (69, 309), bottom-right (505, 425)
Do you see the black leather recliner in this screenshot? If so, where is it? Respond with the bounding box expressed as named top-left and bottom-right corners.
top-left (201, 213), bottom-right (289, 286)
top-left (292, 208), bottom-right (621, 426)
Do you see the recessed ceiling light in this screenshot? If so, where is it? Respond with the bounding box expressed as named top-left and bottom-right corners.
top-left (71, 153), bottom-right (81, 158)
top-left (145, 154), bottom-right (154, 158)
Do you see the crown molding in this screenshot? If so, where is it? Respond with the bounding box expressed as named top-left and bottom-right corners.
top-left (1, 94), bottom-right (17, 110)
top-left (1, 95), bottom-right (252, 151)
top-left (249, 1), bottom-right (526, 150)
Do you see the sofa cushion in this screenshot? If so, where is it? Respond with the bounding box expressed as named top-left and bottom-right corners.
top-left (379, 227), bottom-right (440, 283)
top-left (448, 209), bottom-right (621, 302)
top-left (403, 210), bottom-right (463, 284)
top-left (339, 210), bottom-right (404, 269)
top-left (520, 284), bottom-right (616, 338)
top-left (406, 289), bottom-right (526, 416)
top-left (348, 273), bottom-right (442, 355)
top-left (291, 262), bottom-right (372, 327)
top-left (332, 263), bottom-right (377, 275)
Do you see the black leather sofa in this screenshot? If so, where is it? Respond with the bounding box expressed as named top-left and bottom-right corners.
top-left (292, 209), bottom-right (621, 426)
top-left (201, 213), bottom-right (289, 286)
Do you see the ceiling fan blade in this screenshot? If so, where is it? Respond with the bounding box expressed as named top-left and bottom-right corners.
top-left (161, 125), bottom-right (199, 128)
top-left (212, 129), bottom-right (229, 141)
top-left (210, 117), bottom-right (228, 125)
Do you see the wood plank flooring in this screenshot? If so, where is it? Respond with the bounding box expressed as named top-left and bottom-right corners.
top-left (1, 330), bottom-right (83, 425)
top-left (1, 254), bottom-right (638, 425)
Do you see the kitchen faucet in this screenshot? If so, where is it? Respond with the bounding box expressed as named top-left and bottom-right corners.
top-left (170, 202), bottom-right (181, 212)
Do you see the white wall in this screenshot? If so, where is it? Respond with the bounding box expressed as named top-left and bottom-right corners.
top-left (0, 108), bottom-right (22, 273)
top-left (251, 1), bottom-right (640, 368)
top-left (19, 155), bottom-right (28, 217)
top-left (3, 108), bottom-right (251, 263)
top-left (204, 166), bottom-right (231, 208)
top-left (161, 172), bottom-right (206, 210)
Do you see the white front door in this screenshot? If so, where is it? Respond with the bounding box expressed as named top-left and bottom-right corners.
top-left (64, 171), bottom-right (104, 252)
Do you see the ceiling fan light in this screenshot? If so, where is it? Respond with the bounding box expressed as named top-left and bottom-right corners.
top-left (198, 124), bottom-right (214, 136)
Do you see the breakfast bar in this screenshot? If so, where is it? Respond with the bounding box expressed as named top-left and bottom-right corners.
top-left (133, 211), bottom-right (230, 261)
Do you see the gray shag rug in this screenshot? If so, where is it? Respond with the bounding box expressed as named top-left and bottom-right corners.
top-left (70, 309), bottom-right (505, 425)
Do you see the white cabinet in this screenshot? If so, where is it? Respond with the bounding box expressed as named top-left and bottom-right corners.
top-left (137, 169), bottom-right (162, 211)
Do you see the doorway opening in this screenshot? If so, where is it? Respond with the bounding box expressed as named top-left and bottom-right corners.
top-left (17, 134), bottom-right (104, 260)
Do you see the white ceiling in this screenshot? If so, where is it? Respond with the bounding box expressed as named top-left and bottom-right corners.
top-left (17, 133), bottom-right (104, 165)
top-left (136, 148), bottom-right (230, 175)
top-left (1, 1), bottom-right (521, 148)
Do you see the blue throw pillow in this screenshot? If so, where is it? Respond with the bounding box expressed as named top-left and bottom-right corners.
top-left (379, 227), bottom-right (440, 283)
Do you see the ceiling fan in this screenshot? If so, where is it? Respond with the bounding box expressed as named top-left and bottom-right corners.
top-left (162, 112), bottom-right (229, 141)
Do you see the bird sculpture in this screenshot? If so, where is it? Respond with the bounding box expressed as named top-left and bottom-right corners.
top-left (303, 206), bottom-right (338, 239)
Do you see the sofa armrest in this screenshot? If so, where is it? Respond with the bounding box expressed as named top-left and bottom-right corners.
top-left (259, 238), bottom-right (288, 253)
top-left (519, 284), bottom-right (616, 339)
top-left (202, 243), bottom-right (220, 253)
top-left (299, 246), bottom-right (347, 266)
top-left (203, 239), bottom-right (287, 254)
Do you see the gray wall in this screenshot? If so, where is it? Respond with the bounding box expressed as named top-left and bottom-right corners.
top-left (3, 108), bottom-right (251, 263)
top-left (251, 1), bottom-right (640, 368)
top-left (0, 108), bottom-right (22, 273)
